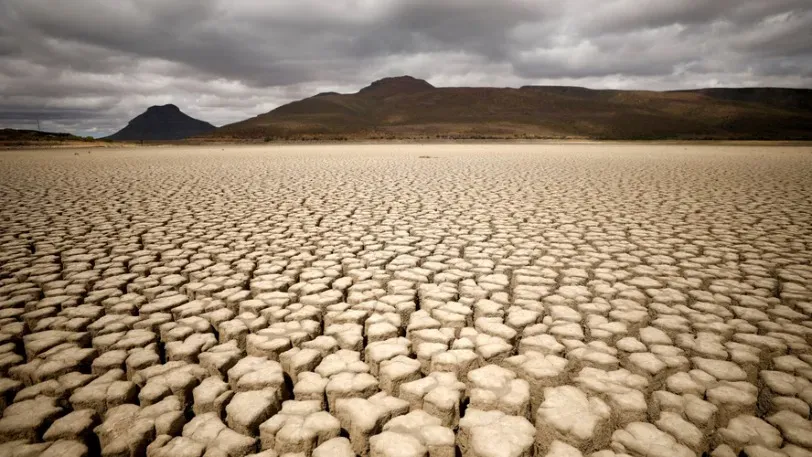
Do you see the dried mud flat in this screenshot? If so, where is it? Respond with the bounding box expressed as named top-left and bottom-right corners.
top-left (1, 144), bottom-right (811, 457)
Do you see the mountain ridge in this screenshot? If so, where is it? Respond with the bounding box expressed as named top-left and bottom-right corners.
top-left (208, 76), bottom-right (812, 141)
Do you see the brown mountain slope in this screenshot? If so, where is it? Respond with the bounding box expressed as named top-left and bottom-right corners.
top-left (210, 76), bottom-right (812, 140)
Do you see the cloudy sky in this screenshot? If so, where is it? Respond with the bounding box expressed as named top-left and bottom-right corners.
top-left (1, 0), bottom-right (811, 137)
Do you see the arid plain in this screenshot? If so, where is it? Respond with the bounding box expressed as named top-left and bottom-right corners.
top-left (1, 144), bottom-right (811, 457)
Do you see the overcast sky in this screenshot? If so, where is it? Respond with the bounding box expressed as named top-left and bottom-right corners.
top-left (1, 0), bottom-right (811, 137)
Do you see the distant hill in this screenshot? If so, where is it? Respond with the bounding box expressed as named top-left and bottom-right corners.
top-left (1, 129), bottom-right (82, 141)
top-left (208, 76), bottom-right (812, 140)
top-left (0, 129), bottom-right (94, 147)
top-left (106, 104), bottom-right (215, 141)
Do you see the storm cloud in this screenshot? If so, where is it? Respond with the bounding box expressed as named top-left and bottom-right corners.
top-left (1, 0), bottom-right (810, 136)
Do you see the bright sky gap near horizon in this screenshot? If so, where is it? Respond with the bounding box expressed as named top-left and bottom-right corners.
top-left (1, 0), bottom-right (810, 137)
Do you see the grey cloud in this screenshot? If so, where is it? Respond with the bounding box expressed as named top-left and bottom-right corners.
top-left (733, 10), bottom-right (812, 57)
top-left (573, 0), bottom-right (810, 34)
top-left (0, 0), bottom-right (810, 137)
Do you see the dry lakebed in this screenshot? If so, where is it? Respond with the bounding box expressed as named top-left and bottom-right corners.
top-left (0, 144), bottom-right (811, 457)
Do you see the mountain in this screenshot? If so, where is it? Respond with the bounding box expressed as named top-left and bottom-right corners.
top-left (358, 75), bottom-right (435, 97)
top-left (106, 104), bottom-right (215, 141)
top-left (209, 76), bottom-right (812, 141)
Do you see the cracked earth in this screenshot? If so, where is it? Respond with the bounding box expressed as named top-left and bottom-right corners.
top-left (0, 144), bottom-right (811, 457)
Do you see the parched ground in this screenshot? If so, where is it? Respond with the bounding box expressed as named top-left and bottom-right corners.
top-left (0, 144), bottom-right (811, 457)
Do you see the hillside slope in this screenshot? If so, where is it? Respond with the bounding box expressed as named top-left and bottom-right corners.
top-left (106, 105), bottom-right (215, 141)
top-left (210, 76), bottom-right (812, 140)
top-left (0, 129), bottom-right (95, 148)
